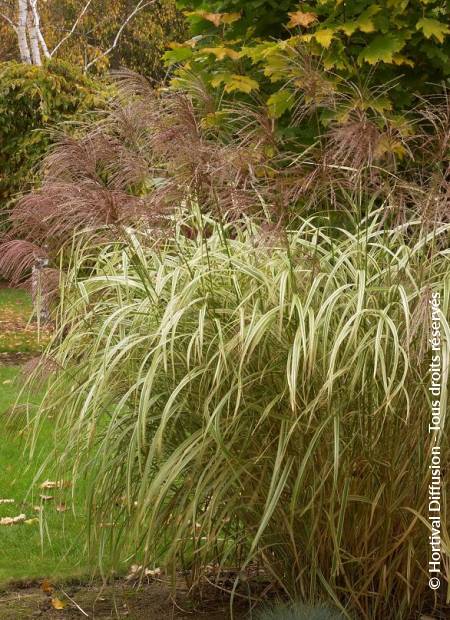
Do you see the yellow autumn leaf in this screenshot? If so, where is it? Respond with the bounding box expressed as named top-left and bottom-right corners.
top-left (287, 11), bottom-right (318, 29)
top-left (220, 12), bottom-right (241, 25)
top-left (392, 54), bottom-right (414, 68)
top-left (224, 74), bottom-right (260, 94)
top-left (51, 598), bottom-right (66, 610)
top-left (211, 73), bottom-right (259, 94)
top-left (169, 39), bottom-right (198, 49)
top-left (314, 29), bottom-right (335, 49)
top-left (340, 22), bottom-right (358, 36)
top-left (201, 12), bottom-right (222, 27)
top-left (185, 10), bottom-right (241, 27)
top-left (416, 17), bottom-right (450, 43)
top-left (202, 47), bottom-right (241, 61)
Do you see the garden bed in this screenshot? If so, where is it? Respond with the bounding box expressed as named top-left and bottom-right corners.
top-left (0, 579), bottom-right (249, 619)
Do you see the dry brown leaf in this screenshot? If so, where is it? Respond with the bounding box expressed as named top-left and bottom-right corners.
top-left (51, 597), bottom-right (66, 610)
top-left (144, 567), bottom-right (161, 578)
top-left (287, 11), bottom-right (318, 28)
top-left (40, 479), bottom-right (71, 489)
top-left (0, 513), bottom-right (26, 526)
top-left (41, 579), bottom-right (53, 594)
top-left (203, 12), bottom-right (222, 27)
top-left (126, 564), bottom-right (161, 581)
top-left (40, 480), bottom-right (57, 489)
top-left (56, 503), bottom-right (67, 512)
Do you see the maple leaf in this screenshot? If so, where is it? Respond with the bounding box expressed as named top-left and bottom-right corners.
top-left (314, 29), bottom-right (335, 49)
top-left (185, 10), bottom-right (241, 28)
top-left (211, 73), bottom-right (260, 94)
top-left (220, 13), bottom-right (241, 25)
top-left (287, 11), bottom-right (317, 29)
top-left (267, 91), bottom-right (294, 118)
top-left (202, 47), bottom-right (241, 61)
top-left (204, 12), bottom-right (225, 27)
top-left (51, 597), bottom-right (66, 610)
top-left (358, 34), bottom-right (406, 65)
top-left (416, 18), bottom-right (450, 44)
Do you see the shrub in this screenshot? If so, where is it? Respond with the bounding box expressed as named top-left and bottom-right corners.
top-left (0, 60), bottom-right (108, 224)
top-left (31, 210), bottom-right (450, 619)
top-left (1, 72), bottom-right (448, 286)
top-left (171, 1), bottom-right (450, 108)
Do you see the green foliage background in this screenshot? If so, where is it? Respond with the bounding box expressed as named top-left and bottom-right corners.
top-left (0, 61), bottom-right (108, 221)
top-left (170, 1), bottom-right (450, 108)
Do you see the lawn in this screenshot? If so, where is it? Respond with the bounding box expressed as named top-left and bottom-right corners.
top-left (0, 286), bottom-right (90, 585)
top-left (0, 286), bottom-right (52, 357)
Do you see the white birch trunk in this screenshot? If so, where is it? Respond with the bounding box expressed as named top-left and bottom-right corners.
top-left (17, 0), bottom-right (31, 63)
top-left (30, 0), bottom-right (50, 60)
top-left (27, 4), bottom-right (42, 65)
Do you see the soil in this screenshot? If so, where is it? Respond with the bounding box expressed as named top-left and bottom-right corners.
top-left (0, 351), bottom-right (35, 365)
top-left (0, 579), bottom-right (251, 619)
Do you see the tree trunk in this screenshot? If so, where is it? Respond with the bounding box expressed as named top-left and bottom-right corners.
top-left (27, 4), bottom-right (41, 65)
top-left (31, 256), bottom-right (50, 325)
top-left (17, 0), bottom-right (31, 63)
top-left (30, 0), bottom-right (50, 60)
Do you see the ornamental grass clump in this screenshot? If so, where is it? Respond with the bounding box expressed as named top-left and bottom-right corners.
top-left (30, 209), bottom-right (450, 619)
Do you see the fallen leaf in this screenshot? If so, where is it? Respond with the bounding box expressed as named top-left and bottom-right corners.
top-left (51, 597), bottom-right (66, 610)
top-left (0, 514), bottom-right (26, 526)
top-left (56, 503), bottom-right (67, 512)
top-left (39, 495), bottom-right (54, 501)
top-left (40, 479), bottom-right (71, 489)
top-left (40, 480), bottom-right (57, 489)
top-left (126, 564), bottom-right (161, 580)
top-left (41, 579), bottom-right (53, 594)
top-left (144, 567), bottom-right (161, 578)
top-left (24, 518), bottom-right (39, 525)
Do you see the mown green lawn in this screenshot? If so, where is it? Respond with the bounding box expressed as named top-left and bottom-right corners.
top-left (0, 286), bottom-right (50, 355)
top-left (0, 287), bottom-right (91, 584)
